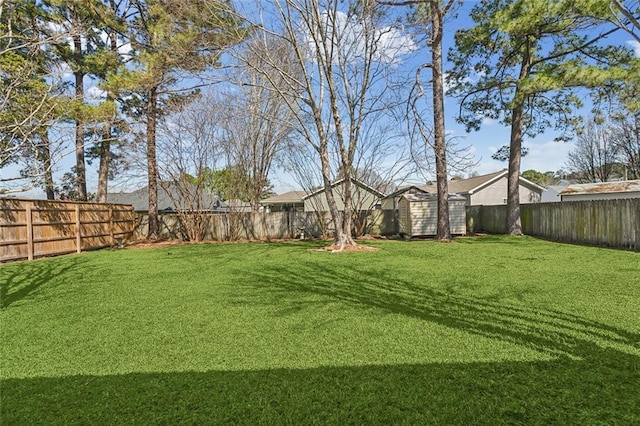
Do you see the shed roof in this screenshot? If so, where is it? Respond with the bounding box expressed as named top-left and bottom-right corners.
top-left (401, 192), bottom-right (466, 202)
top-left (559, 180), bottom-right (640, 196)
top-left (383, 185), bottom-right (430, 199)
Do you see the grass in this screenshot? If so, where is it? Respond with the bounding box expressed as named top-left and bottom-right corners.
top-left (1, 235), bottom-right (639, 424)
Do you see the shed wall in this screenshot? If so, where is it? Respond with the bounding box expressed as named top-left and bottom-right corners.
top-left (398, 197), bottom-right (411, 235)
top-left (398, 198), bottom-right (466, 236)
top-left (449, 201), bottom-right (467, 234)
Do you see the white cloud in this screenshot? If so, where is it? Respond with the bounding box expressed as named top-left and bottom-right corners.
top-left (45, 22), bottom-right (73, 47)
top-left (443, 72), bottom-right (476, 95)
top-left (482, 117), bottom-right (499, 125)
top-left (521, 139), bottom-right (573, 172)
top-left (118, 42), bottom-right (133, 56)
top-left (304, 10), bottom-right (416, 66)
top-left (627, 40), bottom-right (640, 58)
top-left (374, 25), bottom-right (417, 63)
top-left (100, 31), bottom-right (133, 57)
top-left (470, 139), bottom-right (572, 176)
top-left (51, 62), bottom-right (73, 80)
top-left (86, 86), bottom-right (107, 100)
top-left (471, 113), bottom-right (502, 126)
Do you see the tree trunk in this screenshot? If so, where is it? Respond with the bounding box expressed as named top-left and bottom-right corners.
top-left (506, 36), bottom-right (534, 236)
top-left (338, 175), bottom-right (356, 248)
top-left (318, 144), bottom-right (353, 249)
top-left (507, 99), bottom-right (524, 235)
top-left (97, 14), bottom-right (119, 204)
top-left (73, 24), bottom-right (87, 201)
top-left (326, 82), bottom-right (356, 249)
top-left (41, 133), bottom-right (55, 200)
top-left (430, 0), bottom-right (451, 242)
top-left (147, 87), bottom-right (159, 240)
top-left (96, 127), bottom-right (110, 203)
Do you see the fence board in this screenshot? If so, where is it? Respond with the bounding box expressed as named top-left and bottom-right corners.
top-left (133, 210), bottom-right (383, 242)
top-left (469, 199), bottom-right (640, 250)
top-left (1, 198), bottom-right (135, 262)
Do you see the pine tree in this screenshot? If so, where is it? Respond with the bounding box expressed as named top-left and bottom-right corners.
top-left (448, 0), bottom-right (637, 234)
top-left (113, 0), bottom-right (248, 239)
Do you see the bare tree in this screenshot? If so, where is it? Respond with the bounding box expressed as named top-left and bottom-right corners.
top-left (381, 0), bottom-right (462, 241)
top-left (247, 0), bottom-right (415, 250)
top-left (566, 118), bottom-right (621, 182)
top-left (612, 113), bottom-right (640, 179)
top-left (156, 93), bottom-right (225, 241)
top-left (223, 36), bottom-right (299, 211)
top-left (120, 0), bottom-right (247, 240)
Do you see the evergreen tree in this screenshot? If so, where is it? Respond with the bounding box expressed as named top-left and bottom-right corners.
top-left (448, 0), bottom-right (637, 234)
top-left (110, 0), bottom-right (248, 239)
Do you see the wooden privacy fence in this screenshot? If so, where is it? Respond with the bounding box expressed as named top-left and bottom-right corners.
top-left (134, 210), bottom-right (390, 242)
top-left (467, 199), bottom-right (640, 250)
top-left (135, 211), bottom-right (315, 241)
top-left (1, 198), bottom-right (135, 262)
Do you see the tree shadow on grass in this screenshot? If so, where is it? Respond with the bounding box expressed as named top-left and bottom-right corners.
top-left (0, 256), bottom-right (88, 309)
top-left (2, 249), bottom-right (639, 424)
top-left (236, 261), bottom-right (639, 361)
top-left (2, 351), bottom-right (639, 425)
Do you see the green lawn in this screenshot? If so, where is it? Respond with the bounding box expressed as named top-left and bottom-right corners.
top-left (1, 236), bottom-right (639, 424)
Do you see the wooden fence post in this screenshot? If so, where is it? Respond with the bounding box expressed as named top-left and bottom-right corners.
top-left (75, 204), bottom-right (82, 253)
top-left (26, 204), bottom-right (34, 261)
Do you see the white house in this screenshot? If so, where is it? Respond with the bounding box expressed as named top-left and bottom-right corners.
top-left (541, 181), bottom-right (571, 203)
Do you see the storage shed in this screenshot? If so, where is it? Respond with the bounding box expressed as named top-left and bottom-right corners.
top-left (398, 193), bottom-right (466, 237)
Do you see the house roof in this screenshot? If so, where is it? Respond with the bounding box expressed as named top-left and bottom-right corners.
top-left (260, 190), bottom-right (307, 205)
top-left (107, 183), bottom-right (225, 211)
top-left (559, 180), bottom-right (640, 196)
top-left (420, 170), bottom-right (545, 194)
top-left (303, 177), bottom-right (386, 200)
top-left (226, 199), bottom-right (252, 212)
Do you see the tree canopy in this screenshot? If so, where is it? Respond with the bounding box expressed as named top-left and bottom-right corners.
top-left (447, 0), bottom-right (638, 234)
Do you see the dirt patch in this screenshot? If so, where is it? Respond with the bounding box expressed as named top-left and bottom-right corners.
top-left (312, 244), bottom-right (379, 253)
top-left (126, 239), bottom-right (379, 252)
top-left (126, 238), bottom-right (306, 249)
top-left (128, 240), bottom-right (187, 249)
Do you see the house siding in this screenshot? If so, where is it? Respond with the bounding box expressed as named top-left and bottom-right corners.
top-left (469, 176), bottom-right (541, 205)
top-left (304, 181), bottom-right (381, 212)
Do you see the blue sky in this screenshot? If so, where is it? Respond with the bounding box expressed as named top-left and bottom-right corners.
top-left (433, 1), bottom-right (639, 177)
top-left (269, 0), bottom-right (640, 192)
top-left (4, 0), bottom-right (639, 197)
